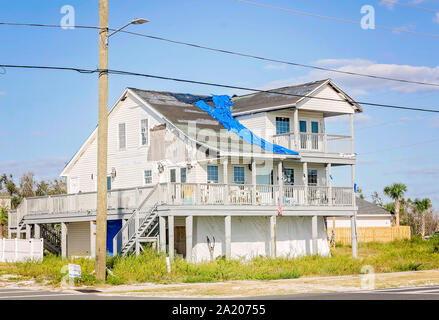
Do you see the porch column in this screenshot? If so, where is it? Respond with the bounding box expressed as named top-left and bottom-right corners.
top-left (270, 215), bottom-right (277, 258)
top-left (303, 162), bottom-right (308, 205)
top-left (185, 216), bottom-right (193, 262)
top-left (159, 216), bottom-right (166, 253)
top-left (293, 108), bottom-right (299, 149)
top-left (351, 215), bottom-right (358, 258)
top-left (350, 113), bottom-right (354, 154)
top-left (223, 158), bottom-right (229, 204)
top-left (34, 224), bottom-right (41, 239)
top-left (168, 215), bottom-right (174, 261)
top-left (277, 161), bottom-right (283, 206)
top-left (252, 159), bottom-right (257, 204)
top-left (90, 221), bottom-right (96, 257)
top-left (61, 222), bottom-right (67, 258)
top-left (326, 163), bottom-right (332, 205)
top-left (25, 224), bottom-right (31, 239)
top-left (225, 215), bottom-right (231, 259)
top-left (351, 164), bottom-right (356, 207)
top-left (312, 215), bottom-right (318, 255)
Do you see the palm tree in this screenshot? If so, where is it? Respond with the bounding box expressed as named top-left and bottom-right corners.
top-left (413, 198), bottom-right (432, 239)
top-left (384, 183), bottom-right (407, 226)
top-left (0, 207), bottom-right (7, 239)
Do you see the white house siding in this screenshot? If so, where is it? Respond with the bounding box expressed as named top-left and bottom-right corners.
top-left (64, 95), bottom-right (162, 192)
top-left (327, 215), bottom-right (392, 228)
top-left (191, 216), bottom-right (330, 263)
top-left (235, 112), bottom-right (268, 140)
top-left (298, 84), bottom-right (355, 114)
top-left (67, 221), bottom-right (91, 256)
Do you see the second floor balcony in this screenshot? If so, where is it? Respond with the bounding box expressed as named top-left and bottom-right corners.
top-left (272, 132), bottom-right (353, 154)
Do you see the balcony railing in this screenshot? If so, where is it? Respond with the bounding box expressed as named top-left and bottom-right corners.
top-left (159, 183), bottom-right (353, 207)
top-left (272, 133), bottom-right (352, 154)
top-left (12, 183), bottom-right (354, 225)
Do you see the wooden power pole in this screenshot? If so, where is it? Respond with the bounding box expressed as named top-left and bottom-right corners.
top-left (96, 0), bottom-right (109, 281)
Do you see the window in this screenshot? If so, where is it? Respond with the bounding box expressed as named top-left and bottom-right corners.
top-left (276, 117), bottom-right (290, 135)
top-left (308, 169), bottom-right (318, 186)
top-left (141, 119), bottom-right (148, 146)
top-left (207, 166), bottom-right (218, 183)
top-left (283, 169), bottom-right (294, 185)
top-left (233, 167), bottom-right (245, 184)
top-left (180, 168), bottom-right (187, 183)
top-left (144, 170), bottom-right (152, 184)
top-left (170, 169), bottom-right (176, 183)
top-left (299, 120), bottom-right (307, 133)
top-left (119, 123), bottom-right (126, 149)
top-left (107, 176), bottom-right (112, 190)
top-left (311, 121), bottom-right (319, 134)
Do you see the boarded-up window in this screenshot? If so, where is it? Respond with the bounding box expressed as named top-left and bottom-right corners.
top-left (119, 123), bottom-right (126, 149)
top-left (141, 119), bottom-right (148, 146)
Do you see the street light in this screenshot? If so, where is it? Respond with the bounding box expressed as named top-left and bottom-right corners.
top-left (95, 11), bottom-right (149, 281)
top-left (106, 18), bottom-right (149, 46)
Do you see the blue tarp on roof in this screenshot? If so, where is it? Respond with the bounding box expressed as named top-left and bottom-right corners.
top-left (194, 95), bottom-right (298, 155)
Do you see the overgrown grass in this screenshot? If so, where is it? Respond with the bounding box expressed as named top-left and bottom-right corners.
top-left (1, 236), bottom-right (439, 287)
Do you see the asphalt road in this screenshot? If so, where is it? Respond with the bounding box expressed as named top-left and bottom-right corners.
top-left (1, 285), bottom-right (439, 300)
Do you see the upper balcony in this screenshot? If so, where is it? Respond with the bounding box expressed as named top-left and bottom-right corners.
top-left (272, 132), bottom-right (353, 154)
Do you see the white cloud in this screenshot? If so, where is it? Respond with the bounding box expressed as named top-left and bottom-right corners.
top-left (263, 64), bottom-right (287, 71)
top-left (0, 91), bottom-right (6, 96)
top-left (434, 13), bottom-right (439, 24)
top-left (283, 58), bottom-right (439, 95)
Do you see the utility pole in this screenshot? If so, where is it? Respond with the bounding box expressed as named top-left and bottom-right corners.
top-left (95, 0), bottom-right (109, 281)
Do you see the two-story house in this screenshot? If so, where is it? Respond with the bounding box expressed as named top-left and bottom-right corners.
top-left (9, 79), bottom-right (361, 262)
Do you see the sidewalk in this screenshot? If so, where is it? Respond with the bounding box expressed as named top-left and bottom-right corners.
top-left (96, 269), bottom-right (439, 298)
top-left (1, 269), bottom-right (439, 298)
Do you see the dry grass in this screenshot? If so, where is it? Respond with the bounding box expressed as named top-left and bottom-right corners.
top-left (0, 236), bottom-right (438, 287)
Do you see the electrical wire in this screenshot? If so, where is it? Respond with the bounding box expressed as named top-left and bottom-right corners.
top-left (1, 64), bottom-right (439, 113)
top-left (2, 22), bottom-right (439, 89)
top-left (233, 0), bottom-right (439, 38)
top-left (378, 0), bottom-right (439, 13)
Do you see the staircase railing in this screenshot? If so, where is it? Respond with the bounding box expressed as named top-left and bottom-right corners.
top-left (112, 184), bottom-right (159, 256)
top-left (41, 224), bottom-right (61, 254)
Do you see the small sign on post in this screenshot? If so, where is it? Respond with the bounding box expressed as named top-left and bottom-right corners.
top-left (68, 264), bottom-right (82, 279)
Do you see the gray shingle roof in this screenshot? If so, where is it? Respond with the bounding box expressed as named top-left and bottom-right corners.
top-left (357, 197), bottom-right (390, 215)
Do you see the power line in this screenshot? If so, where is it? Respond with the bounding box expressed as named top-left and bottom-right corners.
top-left (1, 63), bottom-right (439, 114)
top-left (378, 0), bottom-right (439, 13)
top-left (2, 22), bottom-right (439, 89)
top-left (233, 0), bottom-right (439, 38)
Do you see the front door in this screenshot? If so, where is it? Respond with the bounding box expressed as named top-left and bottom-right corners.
top-left (174, 226), bottom-right (186, 256)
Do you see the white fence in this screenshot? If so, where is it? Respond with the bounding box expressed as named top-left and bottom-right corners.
top-left (0, 238), bottom-right (44, 263)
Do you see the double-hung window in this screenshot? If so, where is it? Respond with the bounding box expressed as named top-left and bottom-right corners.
top-left (308, 169), bottom-right (318, 186)
top-left (141, 119), bottom-right (148, 146)
top-left (276, 117), bottom-right (290, 135)
top-left (180, 168), bottom-right (187, 183)
top-left (233, 167), bottom-right (245, 184)
top-left (144, 170), bottom-right (152, 184)
top-left (207, 166), bottom-right (218, 183)
top-left (283, 169), bottom-right (294, 185)
top-left (170, 169), bottom-right (176, 183)
top-left (119, 123), bottom-right (126, 150)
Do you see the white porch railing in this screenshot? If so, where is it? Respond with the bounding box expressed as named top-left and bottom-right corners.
top-left (158, 183), bottom-right (353, 207)
top-left (15, 186), bottom-right (155, 224)
top-left (13, 183), bottom-right (354, 225)
top-left (272, 133), bottom-right (352, 154)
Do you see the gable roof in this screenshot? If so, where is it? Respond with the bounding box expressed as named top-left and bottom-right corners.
top-left (232, 79), bottom-right (362, 116)
top-left (357, 197), bottom-right (391, 216)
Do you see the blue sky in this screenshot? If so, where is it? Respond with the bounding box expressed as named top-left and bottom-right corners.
top-left (1, 0), bottom-right (439, 207)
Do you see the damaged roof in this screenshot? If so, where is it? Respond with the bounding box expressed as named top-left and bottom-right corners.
top-left (129, 88), bottom-right (276, 155)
